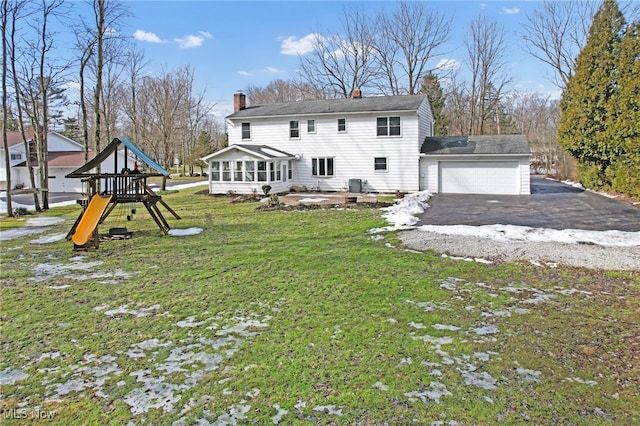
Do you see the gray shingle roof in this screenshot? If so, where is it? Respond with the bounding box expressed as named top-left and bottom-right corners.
top-left (227, 95), bottom-right (427, 119)
top-left (421, 135), bottom-right (530, 155)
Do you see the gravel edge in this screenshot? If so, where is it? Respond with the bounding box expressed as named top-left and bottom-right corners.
top-left (397, 230), bottom-right (640, 271)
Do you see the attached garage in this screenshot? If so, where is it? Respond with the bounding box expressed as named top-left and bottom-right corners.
top-left (420, 135), bottom-right (530, 195)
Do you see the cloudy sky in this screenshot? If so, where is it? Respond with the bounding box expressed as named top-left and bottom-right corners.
top-left (63, 1), bottom-right (563, 118)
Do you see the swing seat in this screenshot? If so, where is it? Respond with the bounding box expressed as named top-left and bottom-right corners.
top-left (109, 227), bottom-right (131, 236)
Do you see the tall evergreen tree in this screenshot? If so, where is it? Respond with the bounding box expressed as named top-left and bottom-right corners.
top-left (607, 21), bottom-right (640, 196)
top-left (420, 73), bottom-right (447, 136)
top-left (557, 0), bottom-right (625, 188)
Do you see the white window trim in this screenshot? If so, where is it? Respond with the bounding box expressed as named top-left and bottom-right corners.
top-left (374, 157), bottom-right (389, 173)
top-left (376, 116), bottom-right (401, 137)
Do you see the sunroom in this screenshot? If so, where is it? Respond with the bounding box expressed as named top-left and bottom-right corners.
top-left (201, 144), bottom-right (297, 195)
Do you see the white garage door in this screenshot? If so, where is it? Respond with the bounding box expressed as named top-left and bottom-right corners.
top-left (439, 161), bottom-right (519, 194)
top-left (45, 167), bottom-right (84, 193)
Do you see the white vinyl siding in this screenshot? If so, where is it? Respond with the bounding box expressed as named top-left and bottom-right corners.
top-left (227, 111), bottom-right (421, 192)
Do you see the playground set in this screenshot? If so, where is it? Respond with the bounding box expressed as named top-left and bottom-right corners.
top-left (65, 137), bottom-right (180, 249)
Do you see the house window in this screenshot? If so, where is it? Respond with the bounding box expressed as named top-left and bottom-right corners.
top-left (241, 122), bottom-right (251, 139)
top-left (234, 161), bottom-right (243, 181)
top-left (377, 116), bottom-right (401, 136)
top-left (211, 161), bottom-right (220, 181)
top-left (270, 162), bottom-right (276, 181)
top-left (338, 118), bottom-right (346, 133)
top-left (222, 161), bottom-right (231, 181)
top-left (245, 161), bottom-right (255, 181)
top-left (290, 120), bottom-right (300, 138)
top-left (257, 161), bottom-right (267, 181)
top-left (288, 160), bottom-right (292, 180)
top-left (374, 157), bottom-right (388, 171)
top-left (312, 157), bottom-right (334, 177)
top-left (10, 153), bottom-right (22, 160)
top-left (307, 119), bottom-right (315, 133)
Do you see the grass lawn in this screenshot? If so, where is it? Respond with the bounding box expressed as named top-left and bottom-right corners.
top-left (0, 186), bottom-right (638, 425)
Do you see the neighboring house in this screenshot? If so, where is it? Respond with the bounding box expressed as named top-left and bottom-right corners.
top-left (202, 92), bottom-right (530, 195)
top-left (420, 135), bottom-right (531, 195)
top-left (1, 131), bottom-right (129, 193)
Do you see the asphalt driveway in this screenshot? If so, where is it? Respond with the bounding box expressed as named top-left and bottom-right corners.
top-left (418, 176), bottom-right (640, 232)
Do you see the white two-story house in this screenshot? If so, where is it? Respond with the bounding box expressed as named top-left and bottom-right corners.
top-left (202, 92), bottom-right (530, 195)
top-left (203, 91), bottom-right (434, 194)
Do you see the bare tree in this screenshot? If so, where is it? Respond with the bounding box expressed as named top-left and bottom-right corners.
top-left (442, 72), bottom-right (471, 136)
top-left (520, 1), bottom-right (598, 89)
top-left (298, 7), bottom-right (379, 98)
top-left (122, 47), bottom-right (147, 144)
top-left (5, 0), bottom-right (40, 211)
top-left (374, 1), bottom-right (452, 95)
top-left (89, 0), bottom-right (127, 150)
top-left (1, 0), bottom-right (14, 216)
top-left (19, 0), bottom-right (69, 209)
top-left (464, 13), bottom-right (511, 135)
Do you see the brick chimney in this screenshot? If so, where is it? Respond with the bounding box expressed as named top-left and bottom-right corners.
top-left (351, 88), bottom-right (362, 99)
top-left (234, 92), bottom-right (246, 113)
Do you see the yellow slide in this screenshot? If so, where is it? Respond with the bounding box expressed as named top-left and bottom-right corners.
top-left (72, 194), bottom-right (112, 246)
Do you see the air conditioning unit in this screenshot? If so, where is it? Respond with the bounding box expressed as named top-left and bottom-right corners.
top-left (348, 178), bottom-right (362, 193)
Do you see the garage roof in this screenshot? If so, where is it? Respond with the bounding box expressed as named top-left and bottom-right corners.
top-left (421, 135), bottom-right (530, 155)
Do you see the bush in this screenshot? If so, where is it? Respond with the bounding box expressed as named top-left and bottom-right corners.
top-left (607, 155), bottom-right (640, 197)
top-left (14, 207), bottom-right (29, 216)
top-left (576, 163), bottom-right (610, 190)
top-left (261, 184), bottom-right (271, 196)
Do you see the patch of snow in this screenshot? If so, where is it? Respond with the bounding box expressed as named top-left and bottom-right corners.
top-left (432, 324), bottom-right (461, 331)
top-left (176, 316), bottom-right (207, 328)
top-left (372, 381), bottom-right (389, 391)
top-left (271, 404), bottom-right (288, 424)
top-left (168, 227), bottom-right (203, 236)
top-left (26, 217), bottom-right (65, 227)
top-left (408, 321), bottom-right (426, 329)
top-left (564, 377), bottom-right (597, 386)
top-left (441, 253), bottom-right (493, 264)
top-left (460, 370), bottom-right (498, 390)
top-left (30, 233), bottom-right (67, 244)
top-left (104, 304), bottom-right (161, 318)
top-left (0, 368), bottom-right (29, 385)
top-left (405, 381), bottom-right (452, 404)
top-left (471, 325), bottom-right (499, 335)
top-left (0, 227), bottom-right (49, 241)
top-left (313, 405), bottom-right (343, 416)
top-left (516, 368), bottom-right (542, 383)
top-left (48, 284), bottom-right (71, 290)
top-left (298, 197), bottom-right (329, 203)
top-left (417, 224), bottom-right (640, 248)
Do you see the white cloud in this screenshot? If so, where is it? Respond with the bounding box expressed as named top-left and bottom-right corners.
top-left (280, 33), bottom-right (320, 55)
top-left (174, 31), bottom-right (213, 49)
top-left (436, 58), bottom-right (461, 71)
top-left (238, 67), bottom-right (281, 77)
top-left (133, 29), bottom-right (164, 43)
top-left (501, 7), bottom-right (520, 15)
